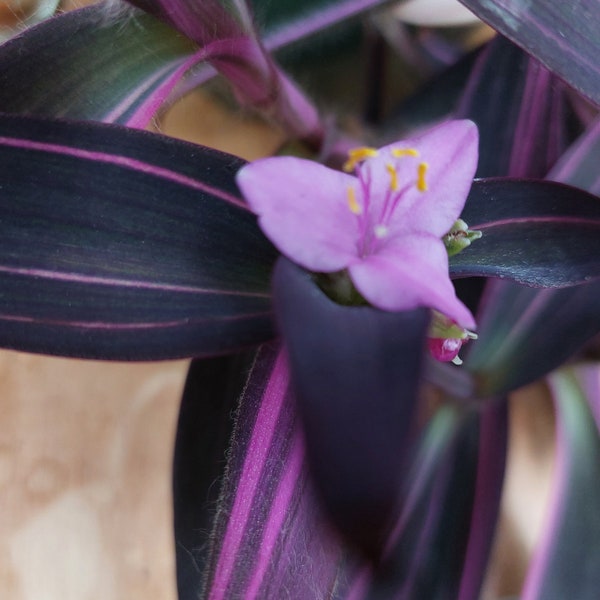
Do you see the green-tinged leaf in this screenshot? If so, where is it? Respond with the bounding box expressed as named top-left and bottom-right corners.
top-left (451, 179), bottom-right (600, 287)
top-left (0, 113), bottom-right (277, 360)
top-left (521, 368), bottom-right (600, 600)
top-left (457, 0), bottom-right (600, 107)
top-left (0, 5), bottom-right (198, 125)
top-left (362, 401), bottom-right (506, 600)
top-left (464, 279), bottom-right (600, 397)
top-left (273, 257), bottom-right (430, 558)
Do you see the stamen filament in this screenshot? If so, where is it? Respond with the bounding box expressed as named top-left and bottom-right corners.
top-left (343, 147), bottom-right (379, 172)
top-left (417, 162), bottom-right (429, 192)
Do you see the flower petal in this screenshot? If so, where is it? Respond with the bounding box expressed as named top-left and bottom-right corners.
top-left (348, 235), bottom-right (476, 328)
top-left (237, 157), bottom-right (360, 271)
top-left (361, 120), bottom-right (479, 238)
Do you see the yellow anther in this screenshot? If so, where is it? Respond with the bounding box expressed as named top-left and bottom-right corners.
top-left (347, 187), bottom-right (362, 215)
top-left (391, 148), bottom-right (419, 158)
top-left (385, 163), bottom-right (398, 191)
top-left (343, 147), bottom-right (379, 172)
top-left (417, 162), bottom-right (429, 192)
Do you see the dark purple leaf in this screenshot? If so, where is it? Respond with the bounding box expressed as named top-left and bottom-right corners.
top-left (273, 257), bottom-right (430, 558)
top-left (0, 6), bottom-right (200, 126)
top-left (464, 278), bottom-right (600, 396)
top-left (456, 35), bottom-right (577, 179)
top-left (0, 113), bottom-right (277, 359)
top-left (361, 404), bottom-right (500, 600)
top-left (173, 351), bottom-right (258, 598)
top-left (522, 368), bottom-right (600, 600)
top-left (363, 402), bottom-right (506, 600)
top-left (450, 179), bottom-right (600, 287)
top-left (199, 343), bottom-right (352, 599)
top-left (548, 115), bottom-right (600, 196)
top-left (462, 147), bottom-right (600, 395)
top-left (457, 0), bottom-right (600, 107)
top-left (457, 401), bottom-right (507, 600)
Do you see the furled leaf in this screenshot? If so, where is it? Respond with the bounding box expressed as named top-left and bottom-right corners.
top-left (457, 0), bottom-right (600, 107)
top-left (450, 178), bottom-right (600, 287)
top-left (273, 256), bottom-right (430, 558)
top-left (0, 6), bottom-right (199, 126)
top-left (0, 113), bottom-right (277, 359)
top-left (521, 368), bottom-right (600, 600)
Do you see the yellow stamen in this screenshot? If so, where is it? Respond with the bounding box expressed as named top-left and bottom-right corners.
top-left (391, 148), bottom-right (419, 158)
top-left (343, 147), bottom-right (379, 172)
top-left (347, 187), bottom-right (362, 215)
top-left (385, 163), bottom-right (398, 191)
top-left (417, 162), bottom-right (429, 192)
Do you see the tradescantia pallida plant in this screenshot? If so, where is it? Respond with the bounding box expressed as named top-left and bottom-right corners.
top-left (0, 0), bottom-right (600, 598)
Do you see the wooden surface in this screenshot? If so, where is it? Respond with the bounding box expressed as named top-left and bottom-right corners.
top-left (0, 352), bottom-right (188, 599)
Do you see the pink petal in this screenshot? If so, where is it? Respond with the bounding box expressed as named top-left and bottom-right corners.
top-left (360, 120), bottom-right (479, 238)
top-left (236, 157), bottom-right (360, 272)
top-left (348, 235), bottom-right (476, 328)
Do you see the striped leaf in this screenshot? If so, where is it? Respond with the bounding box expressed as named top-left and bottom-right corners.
top-left (0, 113), bottom-right (277, 359)
top-left (457, 0), bottom-right (600, 107)
top-left (522, 367), bottom-right (600, 600)
top-left (451, 178), bottom-right (600, 287)
top-left (0, 6), bottom-right (200, 127)
top-left (196, 344), bottom-right (351, 599)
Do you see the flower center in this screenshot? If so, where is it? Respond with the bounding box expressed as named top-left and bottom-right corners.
top-left (343, 146), bottom-right (429, 253)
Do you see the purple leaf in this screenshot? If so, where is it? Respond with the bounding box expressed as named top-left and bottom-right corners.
top-left (198, 343), bottom-right (352, 599)
top-left (0, 6), bottom-right (202, 127)
top-left (361, 402), bottom-right (505, 599)
top-left (451, 179), bottom-right (600, 287)
top-left (273, 257), bottom-right (430, 558)
top-left (126, 0), bottom-right (324, 144)
top-left (456, 35), bottom-right (576, 179)
top-left (457, 401), bottom-right (507, 600)
top-left (464, 278), bottom-right (600, 396)
top-left (173, 351), bottom-right (261, 598)
top-left (0, 113), bottom-right (277, 359)
top-left (522, 368), bottom-right (600, 600)
top-left (457, 0), bottom-right (600, 107)
top-left (548, 115), bottom-right (600, 196)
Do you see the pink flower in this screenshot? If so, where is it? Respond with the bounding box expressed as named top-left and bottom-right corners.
top-left (236, 120), bottom-right (478, 329)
